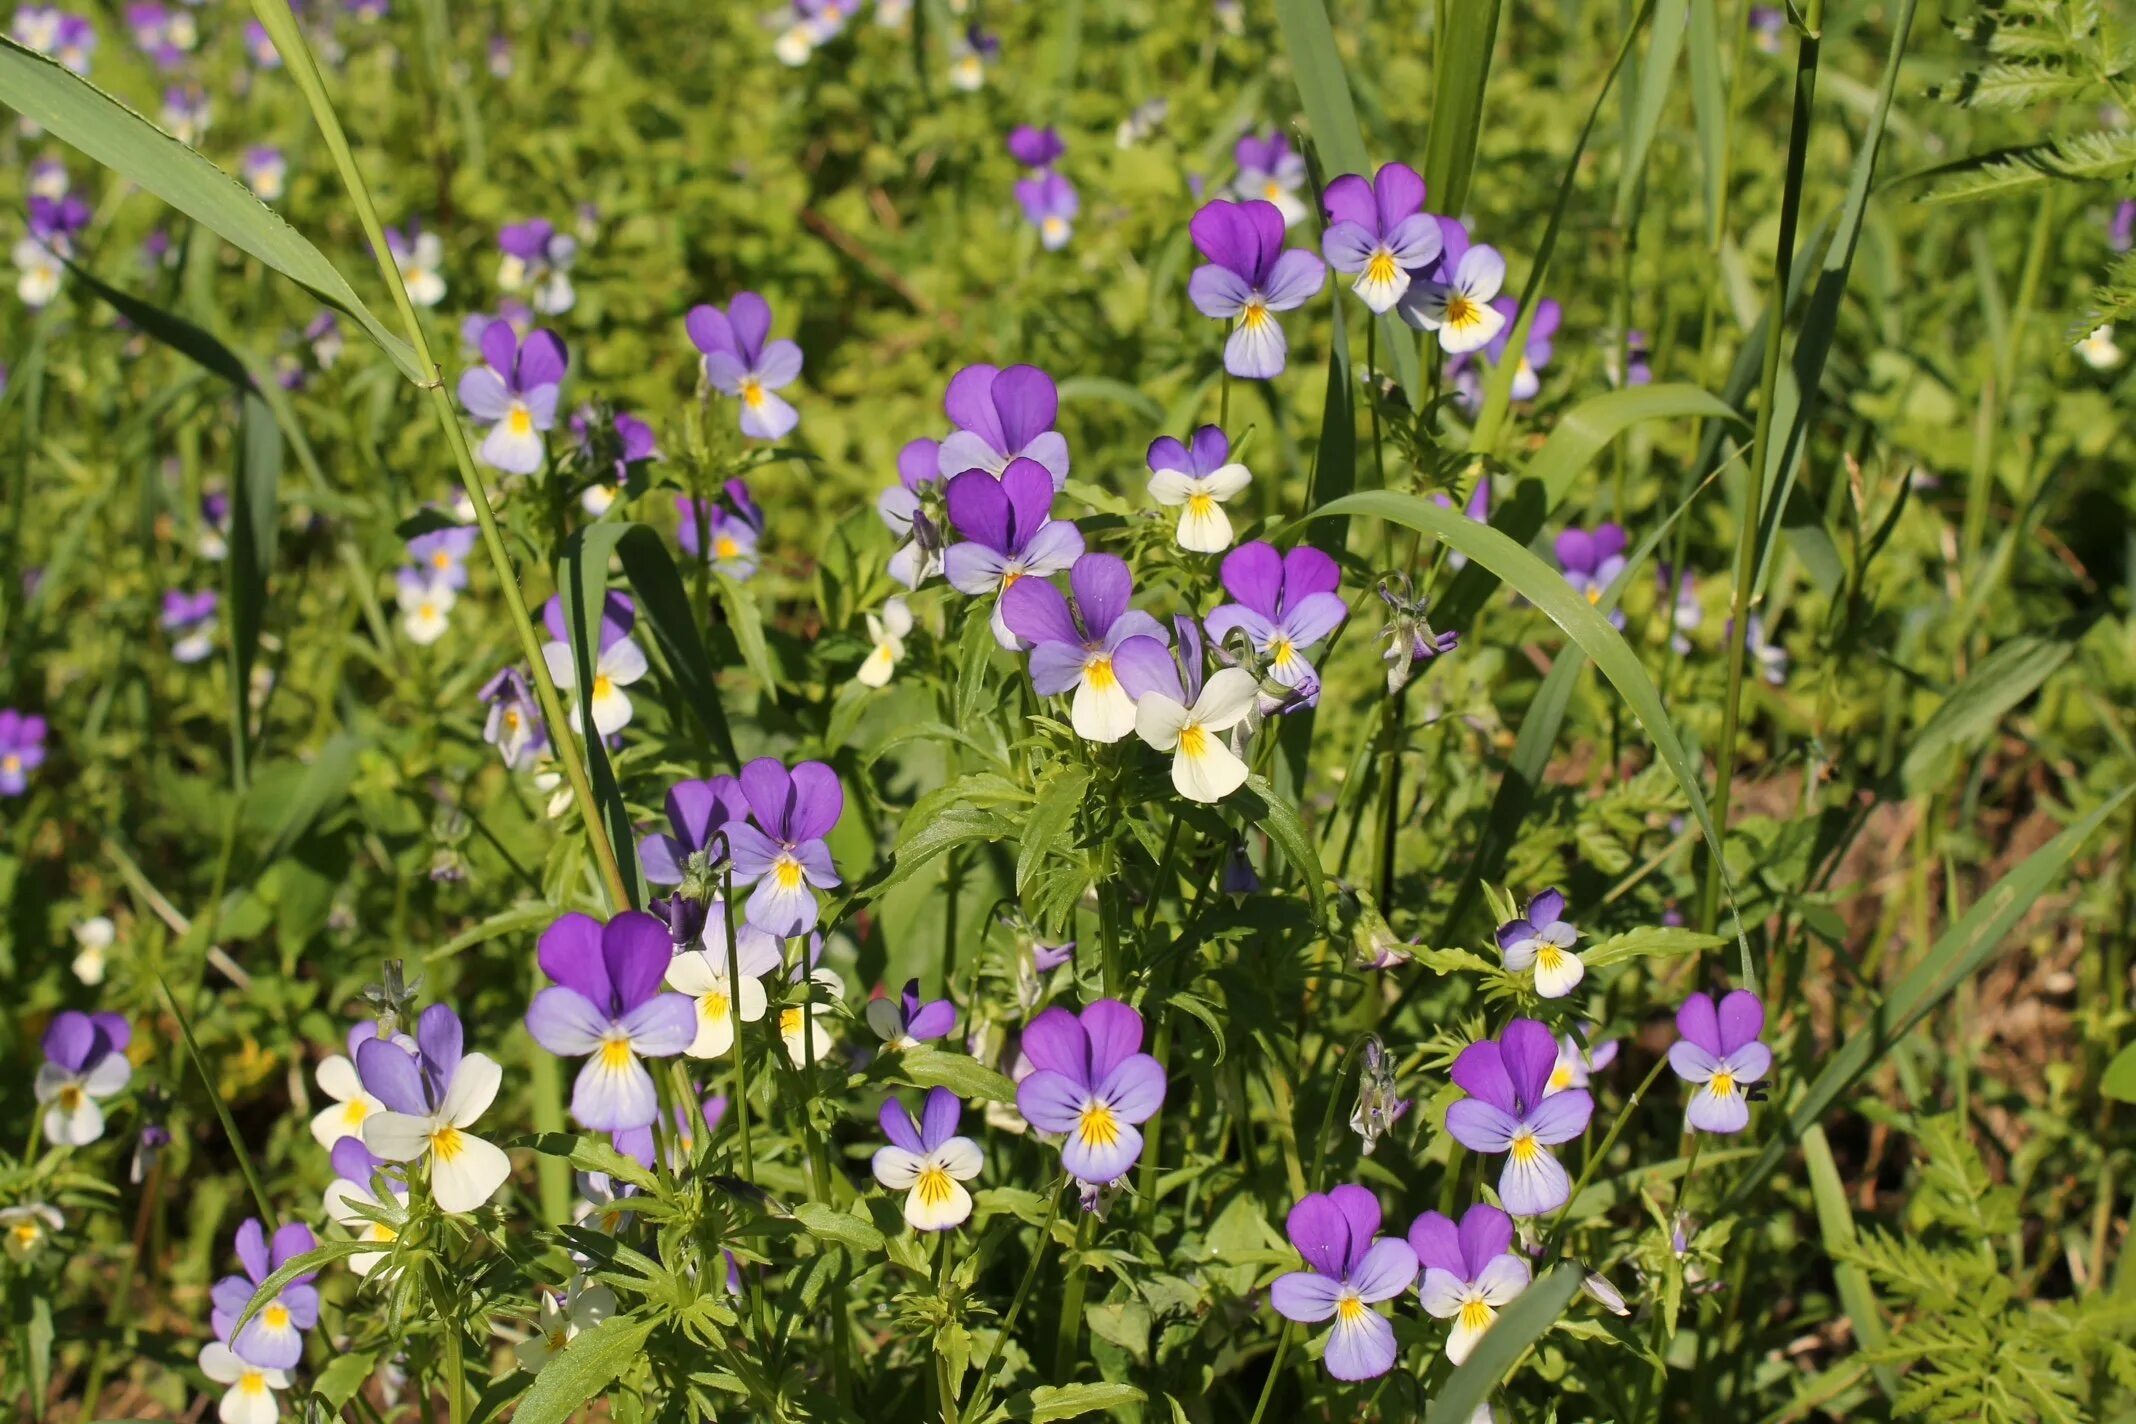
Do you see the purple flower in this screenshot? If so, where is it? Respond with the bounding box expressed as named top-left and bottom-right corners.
top-left (35, 1010), bottom-right (129, 1144)
top-left (1268, 1185), bottom-right (1418, 1381)
top-left (1145, 425), bottom-right (1252, 552)
top-left (2113, 199), bottom-right (2136, 254)
top-left (1555, 523), bottom-right (1628, 628)
top-left (209, 1219), bottom-right (318, 1369)
top-left (243, 18), bottom-right (278, 66)
top-left (878, 437), bottom-right (945, 589)
top-left (0, 709), bottom-right (47, 796)
top-left (1229, 132), bottom-right (1307, 227)
top-left (162, 589), bottom-right (218, 663)
top-left (1320, 162), bottom-right (1442, 314)
top-left (1548, 1027), bottom-right (1618, 1096)
top-left (1000, 552), bottom-right (1173, 744)
top-left (719, 758), bottom-right (843, 938)
top-left (1410, 1203), bottom-right (1530, 1364)
top-left (241, 146), bottom-right (286, 202)
top-left (866, 979), bottom-right (959, 1049)
top-left (306, 311), bottom-right (343, 368)
top-left (1204, 541), bottom-right (1345, 692)
top-left (479, 666), bottom-right (548, 770)
top-left (459, 301), bottom-right (532, 354)
top-left (937, 363), bottom-right (1070, 487)
top-left (527, 911), bottom-right (696, 1132)
top-left (457, 322), bottom-right (566, 476)
top-left (873, 1088), bottom-right (983, 1231)
top-left (1445, 1018), bottom-right (1593, 1216)
top-left (159, 85), bottom-right (209, 143)
top-left (1397, 217), bottom-right (1507, 354)
top-left (496, 218), bottom-right (576, 314)
top-left (1495, 888), bottom-right (1583, 999)
top-left (1015, 171), bottom-right (1079, 251)
top-left (637, 776), bottom-right (748, 886)
top-left (1187, 199), bottom-right (1326, 379)
top-left (687, 294), bottom-right (803, 441)
top-left (944, 459), bottom-right (1085, 649)
top-left (13, 8), bottom-right (99, 74)
top-left (407, 524), bottom-right (477, 590)
top-left (1014, 999), bottom-right (1166, 1185)
top-left (1006, 124), bottom-right (1064, 169)
top-left (125, 1), bottom-right (193, 68)
top-left (675, 490), bottom-right (762, 581)
top-left (1669, 990), bottom-right (1769, 1134)
top-left (357, 1005), bottom-right (513, 1214)
top-left (26, 157), bottom-right (67, 201)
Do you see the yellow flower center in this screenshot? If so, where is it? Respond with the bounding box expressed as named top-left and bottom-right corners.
top-left (10, 1222), bottom-right (40, 1248)
top-left (701, 989), bottom-right (731, 1020)
top-left (238, 1371), bottom-right (269, 1397)
top-left (1365, 249), bottom-right (1400, 286)
top-left (1509, 1130), bottom-right (1542, 1165)
top-left (774, 855), bottom-right (805, 890)
top-left (1537, 945), bottom-right (1569, 972)
top-left (432, 550), bottom-right (453, 569)
top-left (1, 755), bottom-right (19, 774)
top-left (506, 403), bottom-right (533, 436)
top-left (1335, 1293), bottom-right (1369, 1325)
top-left (1077, 1099), bottom-right (1121, 1148)
top-left (592, 674), bottom-right (614, 700)
top-left (1445, 294), bottom-right (1479, 328)
top-left (1177, 723), bottom-right (1209, 760)
top-left (1585, 586), bottom-right (1604, 605)
top-left (740, 377), bottom-right (766, 409)
top-left (1269, 636), bottom-right (1295, 668)
top-left (430, 1124), bottom-right (465, 1162)
top-left (599, 1035), bottom-right (634, 1070)
top-left (1187, 492), bottom-right (1216, 519)
top-left (1041, 216), bottom-right (1068, 243)
top-left (779, 1008), bottom-right (805, 1038)
top-left (546, 1326), bottom-right (569, 1351)
top-left (503, 710), bottom-right (521, 731)
top-left (366, 1222), bottom-right (396, 1243)
top-left (1709, 1069), bottom-right (1737, 1099)
top-left (1000, 568), bottom-right (1023, 591)
top-left (1240, 299), bottom-right (1272, 330)
top-left (714, 535), bottom-right (740, 560)
top-left (263, 1302), bottom-right (291, 1331)
top-left (914, 1164), bottom-right (956, 1207)
top-left (1459, 1297), bottom-right (1495, 1334)
top-left (1084, 655), bottom-right (1115, 690)
top-left (1548, 1065), bottom-right (1574, 1091)
top-left (57, 1084), bottom-right (83, 1112)
top-left (1261, 181), bottom-right (1285, 201)
top-left (418, 602), bottom-right (439, 621)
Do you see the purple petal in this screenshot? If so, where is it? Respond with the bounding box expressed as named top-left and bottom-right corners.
top-left (898, 437), bottom-right (941, 491)
top-left (1445, 1099), bottom-right (1519, 1155)
top-left (1322, 1307), bottom-right (1398, 1381)
top-left (1717, 989), bottom-right (1765, 1056)
top-left (1328, 1184), bottom-right (1382, 1258)
top-left (268, 1221), bottom-right (316, 1273)
top-left (1281, 546), bottom-right (1341, 602)
top-left (1145, 435), bottom-right (1190, 475)
top-left (356, 1036), bottom-right (427, 1114)
top-left (738, 757), bottom-right (798, 840)
top-left (1276, 592), bottom-right (1348, 650)
top-left (1015, 1068), bottom-right (1086, 1135)
top-left (999, 459), bottom-right (1057, 549)
top-left (946, 470), bottom-right (1012, 551)
top-left (415, 1004), bottom-right (463, 1102)
top-left (1500, 1019), bottom-right (1559, 1110)
top-left (1287, 1192), bottom-right (1355, 1278)
top-left (1218, 541), bottom-right (1284, 619)
top-left (1069, 553), bottom-right (1132, 639)
top-left (41, 1012), bottom-right (93, 1073)
top-left (1593, 523), bottom-right (1629, 562)
top-left (1028, 640), bottom-right (1091, 696)
top-left (1111, 636), bottom-right (1181, 703)
top-left (234, 1218), bottom-right (270, 1282)
top-left (526, 987), bottom-right (610, 1056)
top-left (726, 292), bottom-right (772, 365)
top-left (540, 912), bottom-right (615, 1006)
top-left (1080, 1000), bottom-right (1146, 1083)
top-left (1187, 425), bottom-right (1230, 475)
top-left (670, 777), bottom-right (744, 855)
top-left (1095, 1053), bottom-right (1166, 1124)
top-left (1373, 162), bottom-right (1426, 230)
top-left (478, 320), bottom-right (519, 381)
top-left (1319, 173), bottom-right (1377, 232)
top-left (785, 762), bottom-right (844, 842)
top-left (1349, 1237), bottom-right (1420, 1302)
top-left (1525, 1088), bottom-right (1593, 1146)
top-left (518, 329), bottom-right (568, 390)
top-left (1448, 1040), bottom-right (1516, 1114)
top-left (1456, 1203), bottom-right (1514, 1279)
top-left (1016, 519), bottom-right (1085, 574)
top-left (1529, 888), bottom-right (1567, 926)
top-left (685, 303), bottom-right (735, 358)
top-left (919, 1085), bottom-right (962, 1150)
top-left (603, 911), bottom-right (676, 1011)
top-left (1271, 1270), bottom-right (1345, 1323)
top-left (1018, 1006), bottom-right (1089, 1085)
top-left (944, 364), bottom-right (1007, 450)
top-left (618, 993), bottom-right (697, 1057)
top-left (1260, 248), bottom-right (1326, 310)
top-left (905, 1000), bottom-right (958, 1043)
top-left (1676, 992), bottom-right (1723, 1057)
top-left (1001, 577), bottom-right (1080, 648)
top-left (879, 1096), bottom-right (924, 1154)
top-left (1188, 199), bottom-right (1251, 274)
top-left (990, 365), bottom-right (1058, 454)
top-left (1554, 528), bottom-right (1597, 575)
top-left (1407, 1211), bottom-right (1464, 1277)
top-left (1187, 262), bottom-right (1254, 319)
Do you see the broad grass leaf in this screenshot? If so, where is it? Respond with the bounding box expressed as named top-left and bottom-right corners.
top-left (1423, 0), bottom-right (1505, 221)
top-left (507, 1312), bottom-right (659, 1424)
top-left (714, 569), bottom-right (780, 698)
top-left (1803, 1124), bottom-right (1901, 1402)
top-left (1899, 633), bottom-right (2072, 795)
top-left (1425, 1262), bottom-right (1583, 1423)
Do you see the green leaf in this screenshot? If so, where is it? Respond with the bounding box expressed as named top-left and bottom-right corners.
top-left (0, 38), bottom-right (422, 381)
top-left (1686, 0), bottom-right (1726, 247)
top-left (2103, 1041), bottom-right (2136, 1103)
top-left (507, 1312), bottom-right (659, 1424)
top-left (1899, 634), bottom-right (2072, 795)
top-left (309, 1349), bottom-right (383, 1412)
top-left (1425, 1262), bottom-right (1583, 1423)
top-left (1242, 774), bottom-right (1327, 920)
top-left (790, 1200), bottom-right (885, 1253)
top-left (872, 806), bottom-right (1018, 896)
top-left (1002, 1382), bottom-right (1148, 1422)
top-left (897, 1047), bottom-right (1018, 1103)
top-left (714, 569), bottom-right (780, 698)
top-left (515, 1132), bottom-right (661, 1194)
top-left (1018, 762), bottom-right (1091, 894)
top-left (230, 1238), bottom-right (386, 1338)
top-left (226, 393), bottom-right (281, 780)
top-left (1614, 0), bottom-right (1688, 221)
top-left (954, 604), bottom-right (1001, 731)
top-left (1802, 1125), bottom-right (1900, 1404)
top-left (1580, 926), bottom-right (1727, 971)
top-left (1422, 0), bottom-right (1504, 225)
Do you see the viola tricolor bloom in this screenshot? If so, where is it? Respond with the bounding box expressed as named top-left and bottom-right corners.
top-left (1204, 541), bottom-right (1347, 697)
top-left (160, 84), bottom-right (209, 144)
top-left (540, 591), bottom-right (648, 737)
top-left (1006, 124), bottom-right (1064, 168)
top-left (243, 18), bottom-right (278, 66)
top-left (1320, 162), bottom-right (1441, 314)
top-left (873, 1087), bottom-right (984, 1231)
top-left (720, 757), bottom-right (844, 938)
top-left (26, 157), bottom-right (67, 201)
top-left (1229, 131), bottom-right (1308, 228)
top-left (515, 1277), bottom-right (618, 1374)
top-left (638, 776), bottom-right (747, 888)
top-left (1134, 665), bottom-right (1259, 803)
top-left (664, 902), bottom-right (781, 1059)
top-left (527, 911), bottom-right (696, 1132)
top-left (675, 491), bottom-right (764, 581)
top-left (2, 1203), bottom-right (62, 1261)
top-left (938, 363), bottom-right (1070, 487)
top-left (1445, 1017), bottom-right (1593, 1215)
top-left (944, 459), bottom-right (1085, 649)
top-left (1548, 1027), bottom-right (1619, 1095)
top-left (15, 193), bottom-right (85, 308)
top-left (1187, 199), bottom-right (1326, 379)
top-left (857, 596), bottom-right (913, 688)
top-left (36, 1010), bottom-right (130, 1145)
top-left (1496, 888), bottom-right (1583, 999)
top-left (310, 1021), bottom-right (403, 1149)
top-left (1398, 219), bottom-right (1508, 354)
top-left (1015, 170), bottom-right (1079, 251)
top-left (947, 24), bottom-right (995, 89)
top-left (1014, 998), bottom-right (1166, 1185)
top-left (1555, 523), bottom-right (1628, 628)
top-left (878, 437), bottom-right (944, 588)
top-left (1000, 552), bottom-right (1172, 743)
top-left (198, 1341), bottom-right (290, 1424)
top-left (0, 708), bottom-right (48, 795)
top-left (866, 978), bottom-right (958, 1050)
top-left (496, 218), bottom-right (577, 314)
top-left (359, 1003), bottom-right (513, 1214)
top-left (1145, 425), bottom-right (1250, 553)
top-left (71, 915), bottom-right (113, 985)
top-left (407, 525), bottom-right (476, 590)
top-left (1411, 1203), bottom-right (1530, 1364)
top-left (1453, 297), bottom-right (1559, 410)
top-left (479, 666), bottom-right (548, 771)
top-left (458, 322), bottom-right (566, 476)
top-left (1268, 1185), bottom-right (1419, 1381)
top-left (240, 146), bottom-right (285, 202)
top-left (396, 570), bottom-right (455, 646)
top-left (1669, 989), bottom-right (1770, 1134)
top-left (387, 223), bottom-right (446, 308)
top-left (306, 311), bottom-right (342, 368)
top-left (687, 293), bottom-right (803, 441)
top-left (777, 955), bottom-right (845, 1067)
top-left (209, 1219), bottom-right (317, 1369)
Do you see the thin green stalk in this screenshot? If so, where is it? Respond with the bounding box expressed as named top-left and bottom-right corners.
top-left (443, 1311), bottom-right (467, 1424)
top-left (156, 967), bottom-right (275, 1223)
top-left (1698, 0), bottom-right (1823, 934)
top-left (247, 0), bottom-right (627, 911)
top-left (964, 1179), bottom-right (1066, 1420)
top-left (1244, 1322), bottom-right (1296, 1424)
top-left (1052, 1213), bottom-right (1097, 1380)
top-left (1544, 1054), bottom-right (1672, 1257)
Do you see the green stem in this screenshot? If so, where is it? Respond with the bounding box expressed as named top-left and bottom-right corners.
top-left (1244, 1322), bottom-right (1296, 1424)
top-left (1052, 1213), bottom-right (1097, 1381)
top-left (443, 1312), bottom-right (467, 1424)
top-left (1544, 1054), bottom-right (1672, 1257)
top-left (964, 1180), bottom-right (1065, 1420)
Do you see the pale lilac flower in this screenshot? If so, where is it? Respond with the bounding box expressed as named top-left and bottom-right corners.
top-left (407, 525), bottom-right (476, 590)
top-left (13, 8), bottom-right (99, 74)
top-left (1547, 1027), bottom-right (1618, 1096)
top-left (1269, 1185), bottom-right (1418, 1380)
top-left (1014, 999), bottom-right (1166, 1185)
top-left (26, 157), bottom-right (67, 200)
top-left (243, 19), bottom-right (278, 66)
top-left (866, 979), bottom-right (958, 1049)
top-left (1746, 612), bottom-right (1788, 684)
top-left (1445, 1018), bottom-right (1593, 1216)
top-left (878, 437), bottom-right (945, 588)
top-left (1411, 1204), bottom-right (1529, 1363)
top-left (944, 459), bottom-right (1085, 649)
top-left (1204, 541), bottom-right (1346, 692)
top-left (359, 1004), bottom-right (512, 1214)
top-left (676, 483), bottom-right (764, 580)
top-left (687, 293), bottom-right (803, 441)
top-left (539, 591), bottom-right (646, 737)
top-left (125, 1), bottom-right (194, 67)
top-left (209, 1219), bottom-right (317, 1369)
top-left (1187, 198), bottom-right (1326, 379)
top-left (1555, 523), bottom-right (1627, 628)
top-left (638, 776), bottom-right (748, 888)
top-left (1001, 552), bottom-right (1172, 743)
top-left (1496, 888), bottom-right (1583, 999)
top-left (396, 569), bottom-right (455, 646)
top-left (36, 1010), bottom-right (130, 1144)
top-left (163, 589), bottom-right (218, 663)
top-left (497, 218), bottom-right (577, 314)
top-left (479, 666), bottom-right (548, 770)
top-left (1016, 171), bottom-right (1079, 251)
top-left (1397, 218), bottom-right (1507, 354)
top-left (199, 1341), bottom-right (290, 1424)
top-left (486, 33), bottom-right (511, 76)
top-left (1145, 425), bottom-right (1251, 552)
top-left (2, 1203), bottom-right (63, 1261)
top-left (720, 758), bottom-right (844, 938)
top-left (1669, 990), bottom-right (1770, 1134)
top-left (160, 84), bottom-right (209, 144)
top-left (1229, 132), bottom-right (1308, 227)
top-left (527, 911), bottom-right (696, 1132)
top-left (2112, 199), bottom-right (2136, 253)
top-left (459, 301), bottom-right (531, 353)
top-left (457, 322), bottom-right (566, 475)
top-left (386, 223), bottom-right (445, 308)
top-left (0, 709), bottom-right (48, 796)
top-left (872, 1087), bottom-right (983, 1230)
top-left (240, 146), bottom-right (286, 202)
top-left (1320, 162), bottom-right (1441, 314)
top-left (306, 311), bottom-right (342, 368)
top-left (937, 363), bottom-right (1070, 486)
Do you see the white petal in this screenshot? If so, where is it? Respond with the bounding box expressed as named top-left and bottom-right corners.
top-left (1134, 693), bottom-right (1189, 751)
top-left (317, 1054), bottom-right (363, 1104)
top-left (873, 1145), bottom-right (924, 1189)
top-left (588, 685), bottom-right (635, 737)
top-left (1070, 674), bottom-right (1138, 744)
top-left (199, 1342), bottom-right (245, 1384)
top-left (362, 1112), bottom-right (432, 1162)
top-left (541, 641), bottom-right (578, 691)
top-left (443, 1052), bottom-right (503, 1127)
top-left (1193, 667), bottom-right (1262, 730)
top-left (1201, 462), bottom-right (1252, 500)
top-left (904, 1176), bottom-right (973, 1231)
top-left (1173, 733), bottom-right (1248, 803)
top-left (932, 1137), bottom-right (985, 1181)
top-left (1145, 468), bottom-right (1195, 506)
top-left (1175, 501), bottom-right (1234, 553)
top-left (429, 1132), bottom-right (511, 1213)
top-left (1532, 949), bottom-right (1585, 1000)
top-left (600, 638), bottom-right (649, 685)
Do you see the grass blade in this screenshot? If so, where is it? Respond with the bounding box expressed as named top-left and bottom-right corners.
top-left (1425, 1262), bottom-right (1583, 1423)
top-left (1614, 0), bottom-right (1690, 221)
top-left (1898, 632), bottom-right (2072, 795)
top-left (1423, 0), bottom-right (1505, 220)
top-left (1802, 1124), bottom-right (1900, 1403)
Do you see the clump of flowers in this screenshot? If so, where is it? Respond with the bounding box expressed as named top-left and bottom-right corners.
top-left (358, 1004), bottom-right (512, 1214)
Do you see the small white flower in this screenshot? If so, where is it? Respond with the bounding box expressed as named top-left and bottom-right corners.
top-left (310, 1052), bottom-right (385, 1149)
top-left (71, 915), bottom-right (114, 985)
top-left (1147, 459), bottom-right (1251, 554)
top-left (514, 1277), bottom-right (617, 1374)
top-left (778, 968), bottom-right (845, 1068)
top-left (398, 574), bottom-right (456, 646)
top-left (2078, 324), bottom-right (2122, 370)
top-left (665, 913), bottom-right (780, 1060)
top-left (1133, 667), bottom-right (1260, 802)
top-left (398, 232), bottom-right (447, 309)
top-left (14, 237), bottom-right (62, 308)
top-left (199, 1341), bottom-right (290, 1424)
top-left (1405, 245), bottom-right (1509, 354)
top-left (857, 597), bottom-right (913, 688)
top-left (1, 1203), bottom-right (62, 1262)
top-left (35, 1045), bottom-right (130, 1146)
top-left (542, 635), bottom-right (649, 737)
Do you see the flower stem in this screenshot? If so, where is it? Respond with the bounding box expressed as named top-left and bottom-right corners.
top-left (1244, 1322), bottom-right (1296, 1424)
top-left (1544, 1053), bottom-right (1672, 1258)
top-left (1051, 1212), bottom-right (1097, 1381)
top-left (964, 1178), bottom-right (1065, 1420)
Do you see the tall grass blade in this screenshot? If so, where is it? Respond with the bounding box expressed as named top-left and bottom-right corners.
top-left (1423, 0), bottom-right (1505, 220)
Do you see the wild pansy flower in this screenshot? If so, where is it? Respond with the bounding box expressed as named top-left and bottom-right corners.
top-left (396, 570), bottom-right (455, 646)
top-left (241, 146), bottom-right (285, 202)
top-left (1320, 161), bottom-right (1441, 314)
top-left (1187, 198), bottom-right (1326, 379)
top-left (496, 218), bottom-right (577, 314)
top-left (160, 84), bottom-right (209, 143)
top-left (359, 1003), bottom-right (513, 1214)
top-left (873, 1087), bottom-right (983, 1231)
top-left (13, 8), bottom-right (98, 74)
top-left (37, 1010), bottom-right (130, 1144)
top-left (458, 321), bottom-right (566, 476)
top-left (527, 911), bottom-right (696, 1132)
top-left (575, 410), bottom-right (658, 515)
top-left (459, 300), bottom-right (532, 353)
top-left (1, 1203), bottom-right (62, 1262)
top-left (1445, 1017), bottom-right (1593, 1216)
top-left (1229, 131), bottom-right (1308, 228)
top-left (1133, 635), bottom-right (1261, 802)
top-left (125, 1), bottom-right (193, 67)
top-left (944, 460), bottom-right (1085, 649)
top-left (1661, 564), bottom-right (1702, 654)
top-left (778, 951), bottom-right (845, 1067)
top-left (209, 1219), bottom-right (318, 1369)
top-left (1555, 523), bottom-right (1628, 628)
top-left (407, 525), bottom-right (476, 590)
top-left (1411, 1203), bottom-right (1530, 1364)
top-left (1001, 552), bottom-right (1172, 743)
top-left (938, 363), bottom-right (1070, 486)
top-left (1014, 998), bottom-right (1165, 1185)
top-left (479, 666), bottom-right (548, 771)
top-left (1669, 989), bottom-right (1770, 1135)
top-left (1548, 1027), bottom-right (1618, 1095)
top-left (0, 708), bottom-right (48, 795)
top-left (676, 481), bottom-right (765, 580)
top-left (1006, 124), bottom-right (1064, 169)
top-left (1016, 171), bottom-right (1079, 251)
top-left (664, 902), bottom-right (781, 1059)
top-left (198, 490), bottom-right (231, 560)
top-left (2078, 325), bottom-right (2122, 370)
top-left (72, 915), bottom-right (114, 985)
top-left (386, 223), bottom-right (445, 308)
top-left (1205, 541), bottom-right (1346, 695)
top-left (879, 437), bottom-right (945, 588)
top-left (721, 757), bottom-right (844, 938)
top-left (346, 0), bottom-right (390, 22)
top-left (243, 18), bottom-right (278, 66)
top-left (857, 596), bottom-right (913, 688)
top-left (312, 1022), bottom-right (408, 1149)
top-left (540, 591), bottom-right (647, 737)
top-left (948, 24), bottom-right (996, 90)
top-left (1452, 297), bottom-right (1560, 410)
top-left (27, 156), bottom-right (67, 200)
top-left (1145, 425), bottom-right (1251, 553)
top-left (866, 978), bottom-right (958, 1050)
top-left (515, 1277), bottom-right (618, 1374)
top-left (1749, 3), bottom-right (1784, 51)
top-left (1268, 1185), bottom-right (1418, 1381)
top-left (198, 1341), bottom-right (290, 1424)
top-left (1496, 888), bottom-right (1583, 999)
top-left (638, 776), bottom-right (747, 890)
top-left (16, 193), bottom-right (86, 308)
top-left (306, 311), bottom-right (342, 368)
top-left (687, 293), bottom-right (803, 441)
top-left (1399, 218), bottom-right (1508, 354)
